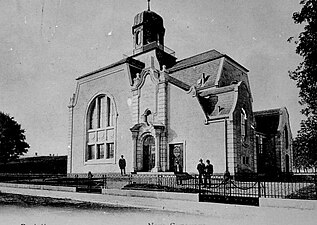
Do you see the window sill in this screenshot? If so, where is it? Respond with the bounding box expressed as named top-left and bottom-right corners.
top-left (84, 159), bottom-right (115, 165)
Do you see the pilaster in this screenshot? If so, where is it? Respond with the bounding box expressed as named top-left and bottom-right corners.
top-left (67, 95), bottom-right (75, 174)
top-left (131, 89), bottom-right (140, 125)
top-left (131, 131), bottom-right (138, 172)
top-left (153, 130), bottom-right (161, 172)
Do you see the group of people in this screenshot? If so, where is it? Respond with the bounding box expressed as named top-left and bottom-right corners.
top-left (197, 158), bottom-right (214, 187)
top-left (92, 156), bottom-right (214, 188)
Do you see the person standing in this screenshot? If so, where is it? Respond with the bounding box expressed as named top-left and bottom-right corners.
top-left (87, 171), bottom-right (93, 192)
top-left (119, 155), bottom-right (126, 175)
top-left (204, 159), bottom-right (213, 187)
top-left (196, 159), bottom-right (205, 185)
top-left (174, 160), bottom-right (183, 185)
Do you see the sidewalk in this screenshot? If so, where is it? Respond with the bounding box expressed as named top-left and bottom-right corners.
top-left (0, 185), bottom-right (316, 225)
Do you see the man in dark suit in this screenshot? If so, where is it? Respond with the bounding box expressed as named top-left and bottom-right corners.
top-left (119, 155), bottom-right (126, 175)
top-left (174, 160), bottom-right (183, 185)
top-left (204, 159), bottom-right (213, 187)
top-left (197, 158), bottom-right (205, 185)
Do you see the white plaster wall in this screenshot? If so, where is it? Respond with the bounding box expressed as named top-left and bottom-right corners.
top-left (168, 84), bottom-right (226, 174)
top-left (70, 65), bottom-right (134, 174)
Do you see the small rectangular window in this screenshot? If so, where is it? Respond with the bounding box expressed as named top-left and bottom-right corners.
top-left (106, 143), bottom-right (114, 159)
top-left (241, 108), bottom-right (247, 141)
top-left (242, 156), bottom-right (249, 165)
top-left (88, 145), bottom-right (95, 160)
top-left (256, 136), bottom-right (263, 154)
top-left (97, 144), bottom-right (105, 159)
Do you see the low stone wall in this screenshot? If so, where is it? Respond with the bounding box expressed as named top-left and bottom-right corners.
top-left (259, 198), bottom-right (317, 210)
top-left (102, 189), bottom-right (199, 202)
top-left (0, 182), bottom-right (76, 192)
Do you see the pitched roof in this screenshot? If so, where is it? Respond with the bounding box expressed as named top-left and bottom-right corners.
top-left (166, 50), bottom-right (223, 89)
top-left (197, 83), bottom-right (237, 120)
top-left (167, 49), bottom-right (223, 72)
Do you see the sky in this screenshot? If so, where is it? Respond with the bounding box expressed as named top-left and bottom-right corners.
top-left (0, 0), bottom-right (305, 157)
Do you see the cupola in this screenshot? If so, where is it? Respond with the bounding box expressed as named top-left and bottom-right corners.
top-left (132, 0), bottom-right (165, 54)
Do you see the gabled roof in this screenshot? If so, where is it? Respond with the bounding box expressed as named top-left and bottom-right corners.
top-left (167, 49), bottom-right (223, 72)
top-left (76, 57), bottom-right (144, 80)
top-left (166, 49), bottom-right (249, 91)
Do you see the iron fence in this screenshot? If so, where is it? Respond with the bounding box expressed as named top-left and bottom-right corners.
top-left (0, 172), bottom-right (316, 201)
top-left (126, 173), bottom-right (199, 193)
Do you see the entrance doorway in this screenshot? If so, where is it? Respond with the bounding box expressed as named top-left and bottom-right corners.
top-left (143, 136), bottom-right (155, 172)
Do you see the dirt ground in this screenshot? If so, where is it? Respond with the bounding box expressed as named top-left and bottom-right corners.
top-left (0, 191), bottom-right (133, 210)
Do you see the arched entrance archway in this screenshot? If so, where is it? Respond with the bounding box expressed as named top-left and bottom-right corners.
top-left (143, 135), bottom-right (155, 172)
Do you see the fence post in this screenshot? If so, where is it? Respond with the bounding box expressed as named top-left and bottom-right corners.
top-left (223, 179), bottom-right (226, 197)
top-left (75, 174), bottom-right (78, 190)
top-left (103, 174), bottom-right (106, 189)
top-left (128, 173), bottom-right (132, 185)
top-left (198, 175), bottom-right (201, 198)
top-left (258, 181), bottom-right (261, 198)
top-left (158, 174), bottom-right (162, 187)
top-left (315, 170), bottom-right (317, 200)
top-left (229, 177), bottom-right (231, 196)
top-left (223, 171), bottom-right (230, 197)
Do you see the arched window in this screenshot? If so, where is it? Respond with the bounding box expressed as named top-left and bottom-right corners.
top-left (143, 109), bottom-right (152, 125)
top-left (86, 95), bottom-right (116, 161)
top-left (136, 30), bottom-right (141, 46)
top-left (284, 126), bottom-right (289, 149)
top-left (241, 108), bottom-right (247, 141)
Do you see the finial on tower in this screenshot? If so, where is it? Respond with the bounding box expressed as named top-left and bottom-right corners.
top-left (147, 0), bottom-right (151, 11)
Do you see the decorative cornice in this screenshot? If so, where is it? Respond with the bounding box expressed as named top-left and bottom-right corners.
top-left (131, 67), bottom-right (160, 91)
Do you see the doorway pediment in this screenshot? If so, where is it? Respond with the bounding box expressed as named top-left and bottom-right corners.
top-left (130, 122), bottom-right (165, 136)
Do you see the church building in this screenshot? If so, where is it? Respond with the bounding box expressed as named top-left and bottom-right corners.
top-left (67, 5), bottom-right (288, 176)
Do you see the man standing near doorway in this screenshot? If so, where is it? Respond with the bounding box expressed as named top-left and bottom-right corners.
top-left (119, 155), bottom-right (126, 175)
top-left (174, 160), bottom-right (183, 185)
